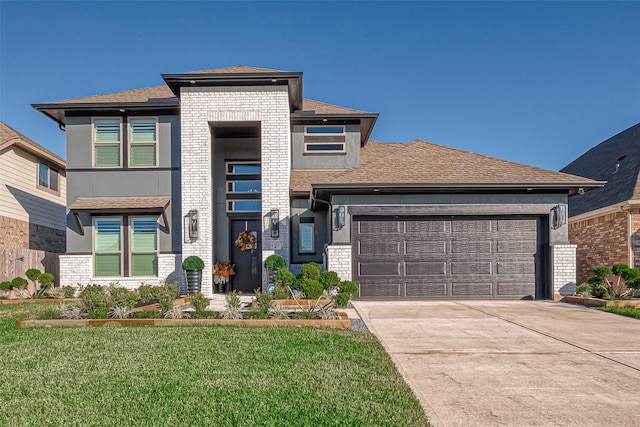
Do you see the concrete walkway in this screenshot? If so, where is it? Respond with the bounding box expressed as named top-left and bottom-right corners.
top-left (353, 300), bottom-right (640, 427)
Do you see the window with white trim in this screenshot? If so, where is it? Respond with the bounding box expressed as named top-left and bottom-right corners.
top-left (93, 118), bottom-right (122, 167)
top-left (303, 125), bottom-right (346, 153)
top-left (37, 162), bottom-right (59, 192)
top-left (93, 215), bottom-right (158, 277)
top-left (129, 118), bottom-right (158, 167)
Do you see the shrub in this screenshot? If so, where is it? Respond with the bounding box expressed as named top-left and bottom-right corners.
top-left (163, 306), bottom-right (189, 319)
top-left (25, 268), bottom-right (42, 283)
top-left (108, 286), bottom-right (138, 310)
top-left (135, 310), bottom-right (158, 319)
top-left (109, 306), bottom-right (132, 319)
top-left (268, 303), bottom-right (290, 320)
top-left (190, 292), bottom-right (210, 313)
top-left (155, 283), bottom-right (180, 314)
top-left (12, 277), bottom-right (28, 289)
top-left (334, 292), bottom-right (351, 308)
top-left (137, 284), bottom-right (156, 303)
top-left (320, 270), bottom-right (341, 290)
top-left (339, 281), bottom-right (359, 296)
top-left (264, 254), bottom-right (286, 271)
top-left (39, 273), bottom-right (54, 289)
top-left (79, 285), bottom-right (110, 319)
top-left (62, 286), bottom-right (76, 298)
top-left (59, 302), bottom-right (86, 319)
top-left (38, 307), bottom-right (61, 320)
top-left (272, 268), bottom-right (294, 299)
top-left (0, 281), bottom-right (11, 292)
top-left (253, 289), bottom-right (273, 310)
top-left (222, 290), bottom-right (243, 319)
top-left (244, 309), bottom-right (269, 319)
top-left (299, 279), bottom-right (323, 300)
top-left (575, 283), bottom-right (592, 297)
top-left (182, 256), bottom-right (205, 271)
top-left (293, 311), bottom-right (316, 320)
top-left (300, 262), bottom-right (321, 281)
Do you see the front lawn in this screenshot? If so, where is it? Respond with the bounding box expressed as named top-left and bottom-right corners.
top-left (597, 305), bottom-right (640, 319)
top-left (0, 303), bottom-right (429, 426)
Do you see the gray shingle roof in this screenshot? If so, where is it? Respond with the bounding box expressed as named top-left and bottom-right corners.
top-left (561, 122), bottom-right (640, 216)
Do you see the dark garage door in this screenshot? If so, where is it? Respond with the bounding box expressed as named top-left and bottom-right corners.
top-left (353, 216), bottom-right (545, 299)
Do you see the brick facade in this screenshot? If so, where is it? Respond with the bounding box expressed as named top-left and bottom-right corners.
top-left (59, 253), bottom-right (182, 290)
top-left (569, 211), bottom-right (628, 284)
top-left (0, 215), bottom-right (65, 253)
top-left (551, 244), bottom-right (577, 296)
top-left (180, 86), bottom-right (291, 296)
top-left (325, 244), bottom-right (353, 282)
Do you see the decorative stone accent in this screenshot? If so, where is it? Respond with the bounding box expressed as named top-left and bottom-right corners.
top-left (551, 244), bottom-right (577, 296)
top-left (59, 253), bottom-right (182, 290)
top-left (0, 215), bottom-right (65, 253)
top-left (325, 244), bottom-right (352, 281)
top-left (180, 86), bottom-right (291, 294)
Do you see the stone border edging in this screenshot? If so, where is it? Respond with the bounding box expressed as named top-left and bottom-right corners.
top-left (563, 295), bottom-right (640, 308)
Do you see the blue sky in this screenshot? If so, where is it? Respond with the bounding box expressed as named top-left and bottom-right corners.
top-left (1, 1), bottom-right (639, 171)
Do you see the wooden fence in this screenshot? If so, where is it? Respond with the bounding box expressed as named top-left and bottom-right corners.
top-left (0, 249), bottom-right (60, 286)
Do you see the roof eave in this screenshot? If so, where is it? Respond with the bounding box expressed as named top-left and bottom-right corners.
top-left (291, 112), bottom-right (379, 145)
top-left (161, 72), bottom-right (303, 111)
top-left (32, 101), bottom-right (180, 125)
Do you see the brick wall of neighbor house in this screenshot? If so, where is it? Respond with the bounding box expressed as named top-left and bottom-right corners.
top-left (325, 244), bottom-right (352, 282)
top-left (629, 209), bottom-right (640, 269)
top-left (0, 215), bottom-right (65, 252)
top-left (180, 86), bottom-right (291, 296)
top-left (569, 211), bottom-right (628, 284)
top-left (551, 244), bottom-right (577, 296)
top-left (59, 254), bottom-right (182, 289)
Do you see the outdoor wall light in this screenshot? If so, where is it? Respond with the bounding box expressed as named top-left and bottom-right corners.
top-left (551, 204), bottom-right (567, 229)
top-left (336, 205), bottom-right (346, 230)
top-left (270, 209), bottom-right (280, 238)
top-left (188, 209), bottom-right (199, 240)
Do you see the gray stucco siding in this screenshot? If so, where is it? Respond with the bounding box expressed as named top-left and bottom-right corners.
top-left (330, 193), bottom-right (570, 245)
top-left (291, 124), bottom-right (360, 170)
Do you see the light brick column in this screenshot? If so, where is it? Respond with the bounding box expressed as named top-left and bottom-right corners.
top-left (180, 86), bottom-right (291, 295)
top-left (551, 244), bottom-right (577, 297)
top-left (325, 244), bottom-right (353, 282)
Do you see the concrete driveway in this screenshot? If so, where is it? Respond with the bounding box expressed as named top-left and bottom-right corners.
top-left (352, 300), bottom-right (640, 427)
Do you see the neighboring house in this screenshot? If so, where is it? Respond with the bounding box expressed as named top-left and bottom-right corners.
top-left (0, 121), bottom-right (66, 252)
top-left (561, 122), bottom-right (640, 284)
top-left (33, 65), bottom-right (601, 299)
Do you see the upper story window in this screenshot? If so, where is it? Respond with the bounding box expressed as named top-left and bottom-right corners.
top-left (226, 161), bottom-right (261, 212)
top-left (93, 118), bottom-right (122, 167)
top-left (303, 125), bottom-right (346, 153)
top-left (129, 118), bottom-right (158, 167)
top-left (227, 163), bottom-right (261, 175)
top-left (37, 162), bottom-right (59, 193)
top-left (93, 117), bottom-right (158, 168)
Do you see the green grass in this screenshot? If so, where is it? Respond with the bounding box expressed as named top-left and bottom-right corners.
top-left (0, 303), bottom-right (429, 426)
top-left (597, 305), bottom-right (640, 319)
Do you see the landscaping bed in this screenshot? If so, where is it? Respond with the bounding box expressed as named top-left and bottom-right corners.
top-left (562, 295), bottom-right (640, 308)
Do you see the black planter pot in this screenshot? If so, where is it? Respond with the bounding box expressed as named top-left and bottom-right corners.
top-left (185, 270), bottom-right (202, 295)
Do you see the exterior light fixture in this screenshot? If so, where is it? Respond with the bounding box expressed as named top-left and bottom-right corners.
top-left (270, 209), bottom-right (279, 238)
top-left (188, 209), bottom-right (199, 240)
top-left (336, 205), bottom-right (346, 230)
top-left (551, 204), bottom-right (567, 229)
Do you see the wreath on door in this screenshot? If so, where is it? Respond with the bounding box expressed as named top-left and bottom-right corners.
top-left (235, 231), bottom-right (258, 252)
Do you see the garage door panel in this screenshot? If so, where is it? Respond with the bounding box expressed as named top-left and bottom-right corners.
top-left (498, 241), bottom-right (537, 253)
top-left (451, 240), bottom-right (492, 254)
top-left (405, 262), bottom-right (446, 275)
top-left (359, 282), bottom-right (402, 297)
top-left (358, 241), bottom-right (402, 256)
top-left (497, 282), bottom-right (535, 296)
top-left (452, 282), bottom-right (492, 296)
top-left (358, 220), bottom-right (402, 234)
top-left (451, 262), bottom-right (492, 275)
top-left (359, 262), bottom-right (400, 276)
top-left (452, 220), bottom-right (492, 233)
top-left (497, 219), bottom-right (537, 232)
top-left (406, 282), bottom-right (446, 297)
top-left (406, 221), bottom-right (446, 233)
top-left (497, 261), bottom-right (535, 274)
top-left (405, 240), bottom-right (447, 254)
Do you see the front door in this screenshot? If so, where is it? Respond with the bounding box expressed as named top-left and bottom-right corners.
top-left (230, 219), bottom-right (262, 292)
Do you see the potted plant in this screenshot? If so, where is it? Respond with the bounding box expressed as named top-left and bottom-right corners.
top-left (182, 255), bottom-right (205, 295)
top-left (264, 254), bottom-right (286, 285)
top-left (213, 261), bottom-right (235, 293)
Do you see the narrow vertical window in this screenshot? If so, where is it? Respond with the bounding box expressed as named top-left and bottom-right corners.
top-left (130, 217), bottom-right (158, 276)
top-left (93, 119), bottom-right (122, 167)
top-left (299, 223), bottom-right (315, 253)
top-left (129, 118), bottom-right (158, 167)
top-left (94, 217), bottom-right (122, 276)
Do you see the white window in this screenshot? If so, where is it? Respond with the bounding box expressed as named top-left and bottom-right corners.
top-left (299, 223), bottom-right (315, 253)
top-left (93, 215), bottom-right (158, 277)
top-left (129, 118), bottom-right (158, 167)
top-left (37, 162), bottom-right (59, 192)
top-left (93, 118), bottom-right (122, 167)
top-left (304, 125), bottom-right (346, 153)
